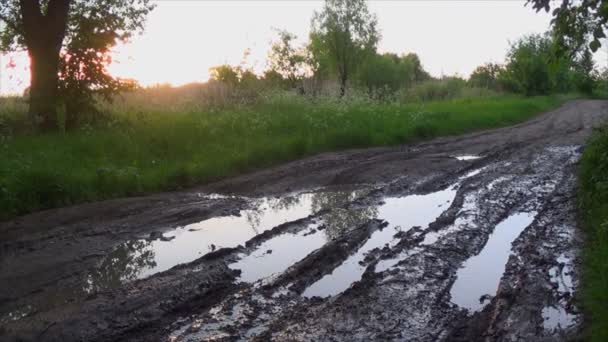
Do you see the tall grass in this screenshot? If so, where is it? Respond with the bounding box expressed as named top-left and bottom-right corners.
top-left (0, 92), bottom-right (574, 219)
top-left (579, 126), bottom-right (608, 341)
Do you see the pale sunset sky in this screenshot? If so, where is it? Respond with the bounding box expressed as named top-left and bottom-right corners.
top-left (1, 0), bottom-right (606, 95)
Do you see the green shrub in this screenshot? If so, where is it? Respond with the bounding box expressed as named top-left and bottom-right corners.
top-left (579, 126), bottom-right (608, 341)
top-left (403, 77), bottom-right (468, 102)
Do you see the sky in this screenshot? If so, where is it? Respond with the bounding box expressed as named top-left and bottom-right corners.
top-left (1, 0), bottom-right (606, 95)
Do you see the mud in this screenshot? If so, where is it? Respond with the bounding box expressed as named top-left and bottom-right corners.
top-left (0, 100), bottom-right (606, 341)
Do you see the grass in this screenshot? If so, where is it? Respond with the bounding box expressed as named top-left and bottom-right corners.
top-left (0, 92), bottom-right (575, 220)
top-left (578, 126), bottom-right (608, 341)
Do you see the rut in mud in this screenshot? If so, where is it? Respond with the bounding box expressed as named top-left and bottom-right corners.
top-left (0, 100), bottom-right (606, 341)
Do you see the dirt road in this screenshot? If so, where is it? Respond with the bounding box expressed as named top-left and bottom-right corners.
top-left (1, 100), bottom-right (606, 341)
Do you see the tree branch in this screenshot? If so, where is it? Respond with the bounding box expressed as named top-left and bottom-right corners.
top-left (46, 0), bottom-right (70, 49)
top-left (18, 0), bottom-right (42, 45)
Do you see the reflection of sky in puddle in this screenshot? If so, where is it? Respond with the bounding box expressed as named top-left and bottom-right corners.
top-left (543, 252), bottom-right (576, 331)
top-left (229, 222), bottom-right (326, 283)
top-left (229, 190), bottom-right (375, 284)
top-left (87, 189), bottom-right (370, 291)
top-left (450, 212), bottom-right (537, 312)
top-left (98, 194), bottom-right (318, 282)
top-left (139, 198), bottom-right (315, 279)
top-left (421, 189), bottom-right (478, 246)
top-left (303, 185), bottom-right (459, 298)
top-left (454, 155), bottom-right (482, 161)
top-left (542, 305), bottom-right (575, 330)
top-left (550, 253), bottom-right (573, 297)
top-left (460, 166), bottom-right (488, 180)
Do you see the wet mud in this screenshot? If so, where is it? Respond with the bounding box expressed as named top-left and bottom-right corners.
top-left (0, 100), bottom-right (606, 341)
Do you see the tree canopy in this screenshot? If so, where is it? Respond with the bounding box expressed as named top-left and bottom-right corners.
top-left (267, 29), bottom-right (308, 89)
top-left (356, 52), bottom-right (430, 97)
top-left (528, 0), bottom-right (607, 53)
top-left (0, 0), bottom-right (154, 130)
top-left (310, 0), bottom-right (380, 97)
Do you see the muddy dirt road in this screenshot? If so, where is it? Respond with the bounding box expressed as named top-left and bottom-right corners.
top-left (1, 100), bottom-right (607, 341)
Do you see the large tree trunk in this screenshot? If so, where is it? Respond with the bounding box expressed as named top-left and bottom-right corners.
top-left (28, 46), bottom-right (61, 130)
top-left (19, 0), bottom-right (70, 131)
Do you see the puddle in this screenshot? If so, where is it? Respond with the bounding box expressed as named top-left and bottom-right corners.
top-left (229, 221), bottom-right (326, 283)
top-left (88, 190), bottom-right (367, 288)
top-left (549, 254), bottom-right (574, 296)
top-left (302, 185), bottom-right (459, 298)
top-left (454, 155), bottom-right (481, 161)
top-left (542, 305), bottom-right (576, 330)
top-left (196, 193), bottom-right (239, 200)
top-left (229, 190), bottom-right (378, 284)
top-left (375, 247), bottom-right (422, 273)
top-left (89, 193), bottom-right (312, 285)
top-left (450, 212), bottom-right (537, 312)
top-left (458, 166), bottom-right (488, 181)
top-left (542, 253), bottom-right (577, 331)
top-left (129, 194), bottom-right (316, 280)
top-left (421, 189), bottom-right (479, 246)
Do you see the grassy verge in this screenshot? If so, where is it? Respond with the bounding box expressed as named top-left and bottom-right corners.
top-left (579, 126), bottom-right (608, 341)
top-left (0, 94), bottom-right (574, 220)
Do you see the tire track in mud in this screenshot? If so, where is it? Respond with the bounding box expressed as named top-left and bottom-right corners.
top-left (0, 100), bottom-right (606, 341)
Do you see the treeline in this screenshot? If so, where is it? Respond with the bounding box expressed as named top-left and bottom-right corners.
top-left (210, 34), bottom-right (602, 102)
top-left (206, 0), bottom-right (603, 102)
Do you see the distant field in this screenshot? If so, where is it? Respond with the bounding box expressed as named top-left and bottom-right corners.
top-left (0, 93), bottom-right (575, 219)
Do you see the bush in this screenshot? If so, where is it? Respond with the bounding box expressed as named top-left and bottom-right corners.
top-left (469, 63), bottom-right (503, 90)
top-left (579, 126), bottom-right (608, 341)
top-left (402, 77), bottom-right (467, 102)
top-left (498, 34), bottom-right (585, 96)
top-left (356, 52), bottom-right (431, 98)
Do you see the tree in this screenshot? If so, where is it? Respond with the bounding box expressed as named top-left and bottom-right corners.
top-left (0, 0), bottom-right (154, 130)
top-left (528, 0), bottom-right (607, 53)
top-left (310, 0), bottom-right (379, 97)
top-left (267, 29), bottom-right (308, 89)
top-left (400, 53), bottom-right (430, 85)
top-left (356, 52), bottom-right (430, 97)
top-left (357, 53), bottom-right (402, 96)
top-left (573, 47), bottom-right (596, 94)
top-left (261, 69), bottom-right (285, 89)
top-left (209, 64), bottom-right (240, 86)
top-left (499, 34), bottom-right (574, 96)
top-left (469, 63), bottom-right (503, 90)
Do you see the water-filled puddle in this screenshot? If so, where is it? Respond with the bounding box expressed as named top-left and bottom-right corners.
top-left (124, 195), bottom-right (316, 280)
top-left (450, 212), bottom-right (537, 312)
top-left (302, 185), bottom-right (459, 298)
top-left (550, 253), bottom-right (574, 297)
top-left (228, 190), bottom-right (377, 284)
top-left (542, 305), bottom-right (575, 330)
top-left (542, 253), bottom-right (576, 330)
top-left (454, 155), bottom-right (482, 161)
top-left (460, 166), bottom-right (487, 180)
top-left (87, 190), bottom-right (368, 290)
top-left (421, 189), bottom-right (479, 246)
top-left (87, 193), bottom-right (319, 288)
top-left (229, 221), bottom-right (326, 283)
